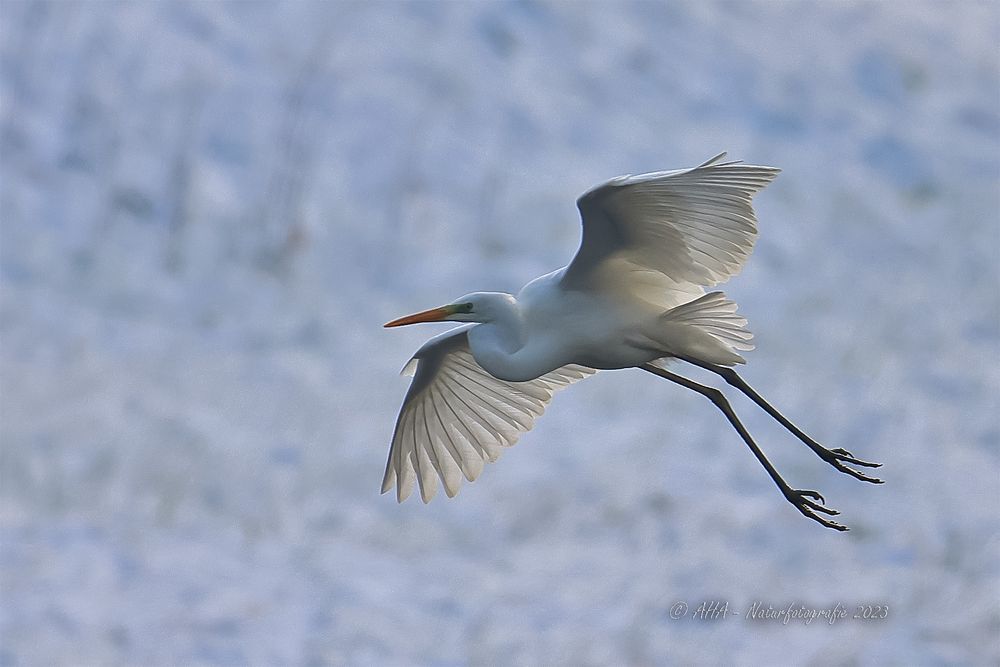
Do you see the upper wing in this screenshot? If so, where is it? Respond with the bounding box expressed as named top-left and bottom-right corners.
top-left (562, 153), bottom-right (780, 290)
top-left (382, 326), bottom-right (594, 503)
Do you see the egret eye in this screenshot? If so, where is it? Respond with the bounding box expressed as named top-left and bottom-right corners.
top-left (463, 302), bottom-right (474, 312)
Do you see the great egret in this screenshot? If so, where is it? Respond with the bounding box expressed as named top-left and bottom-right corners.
top-left (383, 152), bottom-right (881, 531)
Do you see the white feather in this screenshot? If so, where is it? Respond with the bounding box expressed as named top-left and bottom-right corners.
top-left (563, 152), bottom-right (780, 292)
top-left (381, 326), bottom-right (595, 502)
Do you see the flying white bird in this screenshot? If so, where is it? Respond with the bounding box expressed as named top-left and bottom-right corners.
top-left (383, 152), bottom-right (881, 530)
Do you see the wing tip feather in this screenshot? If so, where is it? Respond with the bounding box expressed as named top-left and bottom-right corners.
top-left (697, 151), bottom-right (730, 168)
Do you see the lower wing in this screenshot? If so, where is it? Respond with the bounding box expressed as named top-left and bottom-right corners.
top-left (383, 326), bottom-right (595, 502)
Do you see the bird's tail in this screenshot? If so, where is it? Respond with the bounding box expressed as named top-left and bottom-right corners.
top-left (643, 291), bottom-right (754, 366)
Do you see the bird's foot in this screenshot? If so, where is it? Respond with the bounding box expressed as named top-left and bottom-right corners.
top-left (829, 447), bottom-right (881, 467)
top-left (818, 447), bottom-right (884, 484)
top-left (783, 488), bottom-right (848, 531)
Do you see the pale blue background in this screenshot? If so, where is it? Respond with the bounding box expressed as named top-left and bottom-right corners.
top-left (1, 1), bottom-right (998, 664)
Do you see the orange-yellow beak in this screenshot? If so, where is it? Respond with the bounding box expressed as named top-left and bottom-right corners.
top-left (384, 304), bottom-right (458, 328)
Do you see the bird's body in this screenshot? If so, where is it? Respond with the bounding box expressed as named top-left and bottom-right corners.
top-left (463, 267), bottom-right (742, 382)
top-left (466, 270), bottom-right (655, 381)
top-left (383, 153), bottom-right (882, 530)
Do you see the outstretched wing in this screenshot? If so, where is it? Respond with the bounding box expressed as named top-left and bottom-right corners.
top-left (562, 152), bottom-right (780, 291)
top-left (382, 326), bottom-right (594, 502)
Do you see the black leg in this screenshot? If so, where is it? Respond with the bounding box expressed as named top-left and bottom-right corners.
top-left (677, 356), bottom-right (883, 484)
top-left (640, 363), bottom-right (848, 531)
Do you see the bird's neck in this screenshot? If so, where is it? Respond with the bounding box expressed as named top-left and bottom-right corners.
top-left (466, 301), bottom-right (542, 382)
top-left (470, 301), bottom-right (524, 353)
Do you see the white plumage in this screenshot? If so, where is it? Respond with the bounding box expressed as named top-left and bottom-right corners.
top-left (565, 152), bottom-right (778, 292)
top-left (381, 326), bottom-right (593, 503)
top-left (383, 152), bottom-right (881, 530)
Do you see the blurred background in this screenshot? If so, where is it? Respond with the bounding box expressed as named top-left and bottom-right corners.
top-left (1, 1), bottom-right (997, 664)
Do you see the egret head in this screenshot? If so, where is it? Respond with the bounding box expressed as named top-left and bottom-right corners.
top-left (384, 292), bottom-right (514, 327)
